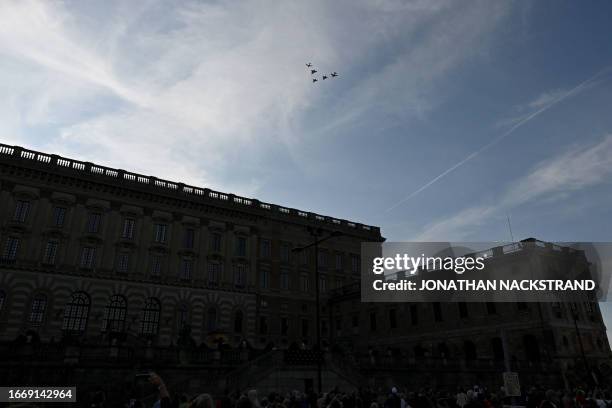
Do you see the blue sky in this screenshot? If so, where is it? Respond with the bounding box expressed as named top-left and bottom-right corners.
top-left (1, 1), bottom-right (612, 329)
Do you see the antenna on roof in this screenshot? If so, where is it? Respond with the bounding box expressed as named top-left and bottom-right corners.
top-left (506, 214), bottom-right (515, 243)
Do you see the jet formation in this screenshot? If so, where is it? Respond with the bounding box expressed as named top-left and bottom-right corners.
top-left (305, 63), bottom-right (339, 84)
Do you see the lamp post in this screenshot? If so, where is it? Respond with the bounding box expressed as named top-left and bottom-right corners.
top-left (292, 227), bottom-right (343, 394)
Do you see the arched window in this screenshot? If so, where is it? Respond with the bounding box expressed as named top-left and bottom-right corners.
top-left (62, 292), bottom-right (90, 333)
top-left (102, 295), bottom-right (127, 333)
top-left (177, 303), bottom-right (189, 331)
top-left (29, 294), bottom-right (48, 326)
top-left (140, 298), bottom-right (160, 336)
top-left (234, 310), bottom-right (244, 333)
top-left (207, 307), bottom-right (217, 331)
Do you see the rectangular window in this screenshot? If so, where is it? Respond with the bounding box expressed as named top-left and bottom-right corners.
top-left (80, 247), bottom-right (96, 269)
top-left (281, 317), bottom-right (289, 336)
top-left (180, 258), bottom-right (193, 281)
top-left (260, 239), bottom-right (272, 258)
top-left (13, 200), bottom-right (30, 222)
top-left (352, 315), bottom-right (359, 329)
top-left (389, 309), bottom-right (397, 329)
top-left (235, 236), bottom-right (247, 256)
top-left (458, 302), bottom-right (469, 319)
top-left (122, 218), bottom-right (135, 239)
top-left (517, 302), bottom-right (529, 312)
top-left (259, 316), bottom-right (268, 335)
top-left (433, 302), bottom-right (443, 322)
top-left (2, 237), bottom-right (20, 261)
top-left (369, 312), bottom-right (377, 331)
top-left (52, 206), bottom-right (66, 227)
top-left (486, 302), bottom-right (497, 315)
top-left (301, 319), bottom-right (309, 337)
top-left (410, 304), bottom-right (418, 326)
top-left (154, 224), bottom-right (167, 243)
top-left (351, 255), bottom-right (360, 274)
top-left (319, 275), bottom-right (327, 292)
top-left (151, 255), bottom-right (163, 277)
top-left (29, 296), bottom-right (47, 325)
top-left (260, 269), bottom-right (269, 289)
top-left (280, 270), bottom-right (290, 290)
top-left (280, 243), bottom-right (290, 262)
top-left (43, 241), bottom-right (59, 265)
top-left (234, 264), bottom-right (247, 287)
top-left (208, 262), bottom-right (221, 285)
top-left (117, 253), bottom-right (129, 273)
top-left (210, 232), bottom-right (222, 252)
top-left (318, 251), bottom-right (328, 268)
top-left (335, 253), bottom-right (343, 270)
top-left (335, 277), bottom-right (344, 289)
top-left (86, 212), bottom-right (101, 233)
top-left (300, 274), bottom-right (309, 292)
top-left (184, 228), bottom-right (195, 249)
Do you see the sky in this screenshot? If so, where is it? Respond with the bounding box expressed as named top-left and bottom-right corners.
top-left (1, 1), bottom-right (612, 332)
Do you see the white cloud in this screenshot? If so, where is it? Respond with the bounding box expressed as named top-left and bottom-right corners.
top-left (414, 134), bottom-right (612, 240)
top-left (0, 0), bottom-right (513, 197)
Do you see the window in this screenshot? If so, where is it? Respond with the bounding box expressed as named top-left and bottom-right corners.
top-left (116, 253), bottom-right (129, 274)
top-left (179, 258), bottom-right (193, 281)
top-left (62, 292), bottom-right (90, 333)
top-left (319, 275), bottom-right (327, 292)
top-left (389, 309), bottom-right (397, 329)
top-left (184, 228), bottom-right (195, 249)
top-left (335, 254), bottom-right (343, 270)
top-left (0, 290), bottom-right (5, 313)
top-left (517, 302), bottom-right (529, 312)
top-left (210, 232), bottom-right (222, 252)
top-left (259, 316), bottom-right (268, 335)
top-left (140, 298), bottom-right (160, 336)
top-left (151, 255), bottom-right (163, 277)
top-left (260, 269), bottom-right (269, 289)
top-left (321, 320), bottom-right (329, 336)
top-left (433, 302), bottom-right (443, 322)
top-left (43, 241), bottom-right (58, 265)
top-left (351, 255), bottom-right (360, 274)
top-left (122, 218), bottom-right (135, 239)
top-left (300, 274), bottom-right (309, 292)
top-left (280, 243), bottom-right (290, 262)
top-left (281, 317), bottom-right (289, 336)
top-left (335, 277), bottom-right (344, 289)
top-left (301, 319), bottom-right (309, 337)
top-left (280, 269), bottom-right (290, 290)
top-left (352, 315), bottom-right (359, 329)
top-left (2, 237), bottom-right (19, 261)
top-left (80, 247), bottom-right (96, 269)
top-left (458, 302), bottom-right (468, 319)
top-left (369, 312), bottom-right (377, 331)
top-left (234, 264), bottom-right (247, 288)
top-left (178, 304), bottom-right (189, 331)
top-left (154, 224), bottom-right (167, 243)
top-left (102, 295), bottom-right (127, 333)
top-left (410, 304), bottom-right (418, 326)
top-left (234, 310), bottom-right (243, 333)
top-left (318, 251), bottom-right (328, 268)
top-left (235, 236), bottom-right (247, 256)
top-left (52, 206), bottom-right (66, 227)
top-left (207, 262), bottom-right (221, 286)
top-left (486, 302), bottom-right (497, 315)
top-left (86, 212), bottom-right (101, 233)
top-left (260, 239), bottom-right (271, 257)
top-left (29, 294), bottom-right (47, 326)
top-left (206, 307), bottom-right (217, 331)
top-left (13, 200), bottom-right (30, 222)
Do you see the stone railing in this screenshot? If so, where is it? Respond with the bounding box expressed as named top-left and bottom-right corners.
top-left (0, 144), bottom-right (381, 237)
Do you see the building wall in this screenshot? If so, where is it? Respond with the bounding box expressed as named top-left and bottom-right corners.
top-left (0, 145), bottom-right (382, 348)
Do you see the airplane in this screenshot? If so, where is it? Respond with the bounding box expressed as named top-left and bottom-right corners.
top-left (331, 72), bottom-right (338, 77)
top-left (310, 69), bottom-right (317, 74)
top-left (306, 63), bottom-right (312, 67)
top-left (322, 75), bottom-right (328, 80)
top-left (312, 78), bottom-right (318, 83)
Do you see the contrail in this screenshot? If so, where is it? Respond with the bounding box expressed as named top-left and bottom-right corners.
top-left (385, 66), bottom-right (612, 213)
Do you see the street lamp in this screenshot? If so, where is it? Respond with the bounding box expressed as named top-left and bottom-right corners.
top-left (292, 227), bottom-right (343, 394)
